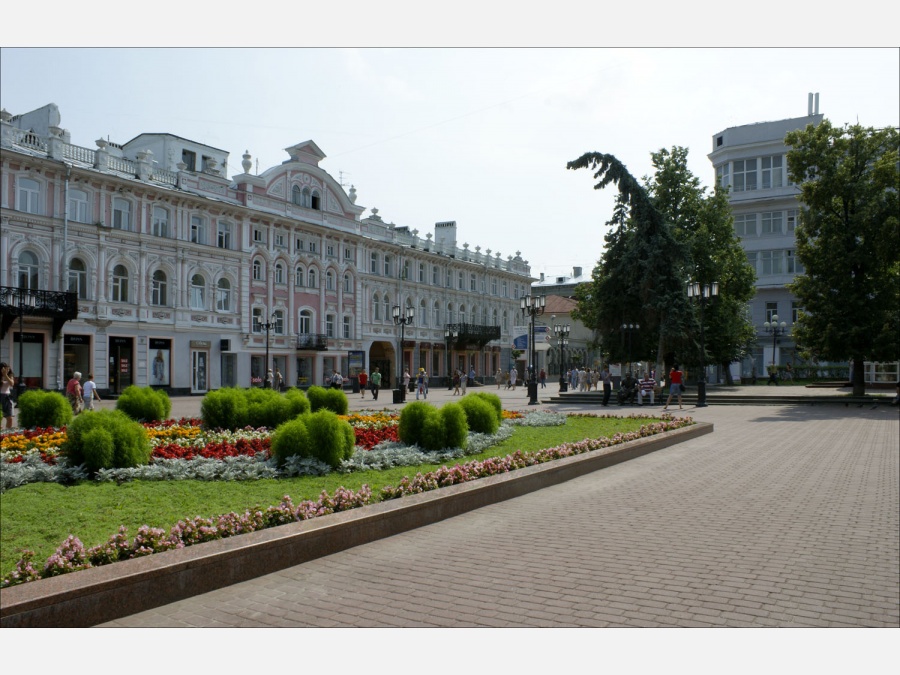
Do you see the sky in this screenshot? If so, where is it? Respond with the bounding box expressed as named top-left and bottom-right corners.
top-left (2, 45), bottom-right (898, 283)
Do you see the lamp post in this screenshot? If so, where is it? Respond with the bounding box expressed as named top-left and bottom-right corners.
top-left (255, 314), bottom-right (275, 387)
top-left (520, 294), bottom-right (546, 405)
top-left (620, 323), bottom-right (640, 377)
top-left (553, 321), bottom-right (570, 392)
top-left (687, 280), bottom-right (719, 407)
top-left (393, 304), bottom-right (414, 401)
top-left (445, 327), bottom-right (458, 389)
top-left (763, 314), bottom-right (788, 386)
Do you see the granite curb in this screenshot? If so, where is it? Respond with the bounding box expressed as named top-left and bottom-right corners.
top-left (0, 421), bottom-right (712, 628)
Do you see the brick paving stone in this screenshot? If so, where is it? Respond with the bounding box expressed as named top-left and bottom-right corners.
top-left (98, 403), bottom-right (898, 629)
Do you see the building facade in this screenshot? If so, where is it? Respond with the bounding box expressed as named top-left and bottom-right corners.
top-left (1, 104), bottom-right (533, 395)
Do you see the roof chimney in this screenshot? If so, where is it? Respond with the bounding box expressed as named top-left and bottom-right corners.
top-left (540, 272), bottom-right (545, 282)
top-left (573, 266), bottom-right (582, 278)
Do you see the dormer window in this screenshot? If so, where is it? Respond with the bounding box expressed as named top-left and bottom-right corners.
top-left (311, 190), bottom-right (321, 210)
top-left (182, 150), bottom-right (196, 171)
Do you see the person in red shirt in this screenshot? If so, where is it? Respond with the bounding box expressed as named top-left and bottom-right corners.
top-left (66, 371), bottom-right (84, 415)
top-left (663, 364), bottom-right (684, 411)
top-left (358, 369), bottom-right (368, 399)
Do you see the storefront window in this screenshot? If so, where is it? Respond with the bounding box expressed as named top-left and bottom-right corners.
top-left (149, 338), bottom-right (171, 386)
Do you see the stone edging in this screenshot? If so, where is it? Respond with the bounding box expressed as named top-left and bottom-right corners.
top-left (0, 421), bottom-right (713, 628)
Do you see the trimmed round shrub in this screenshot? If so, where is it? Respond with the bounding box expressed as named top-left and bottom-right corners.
top-left (201, 388), bottom-right (249, 430)
top-left (16, 390), bottom-right (73, 429)
top-left (398, 401), bottom-right (433, 448)
top-left (440, 402), bottom-right (469, 451)
top-left (116, 385), bottom-right (171, 422)
top-left (458, 395), bottom-right (500, 434)
top-left (305, 385), bottom-right (328, 412)
top-left (270, 417), bottom-right (312, 465)
top-left (323, 388), bottom-right (349, 415)
top-left (63, 409), bottom-right (151, 472)
top-left (305, 410), bottom-right (355, 468)
top-left (284, 388), bottom-right (311, 417)
top-left (469, 392), bottom-right (502, 424)
top-left (244, 388), bottom-right (282, 428)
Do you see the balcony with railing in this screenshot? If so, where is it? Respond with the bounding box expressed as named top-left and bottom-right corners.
top-left (296, 333), bottom-right (328, 350)
top-left (0, 286), bottom-right (79, 340)
top-left (446, 323), bottom-right (501, 348)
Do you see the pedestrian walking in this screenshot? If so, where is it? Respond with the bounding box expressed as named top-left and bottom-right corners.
top-left (452, 370), bottom-right (461, 395)
top-left (274, 368), bottom-right (284, 392)
top-left (0, 363), bottom-right (15, 429)
top-left (402, 369), bottom-right (411, 392)
top-left (416, 368), bottom-right (428, 400)
top-left (539, 368), bottom-right (546, 388)
top-left (601, 366), bottom-right (612, 406)
top-left (468, 366), bottom-right (476, 388)
top-left (66, 371), bottom-right (84, 415)
top-left (265, 369), bottom-right (274, 389)
top-left (358, 369), bottom-right (368, 399)
top-left (496, 369), bottom-right (503, 389)
top-left (330, 370), bottom-right (343, 390)
top-left (663, 364), bottom-right (684, 410)
top-left (82, 373), bottom-right (101, 411)
top-left (370, 367), bottom-right (381, 400)
top-left (460, 369), bottom-right (468, 395)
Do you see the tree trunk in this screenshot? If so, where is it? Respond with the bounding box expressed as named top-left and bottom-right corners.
top-left (852, 356), bottom-right (866, 397)
top-left (722, 361), bottom-right (735, 385)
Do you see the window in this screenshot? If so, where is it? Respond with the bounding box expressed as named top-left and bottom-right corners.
top-left (787, 210), bottom-right (798, 233)
top-left (344, 247), bottom-right (353, 261)
top-left (295, 265), bottom-right (305, 287)
top-left (252, 259), bottom-right (263, 281)
top-left (761, 155), bottom-right (783, 189)
top-left (275, 262), bottom-right (285, 285)
top-left (458, 272), bottom-right (464, 290)
top-left (18, 178), bottom-right (41, 214)
top-left (308, 241), bottom-right (317, 254)
top-left (502, 311), bottom-right (509, 332)
top-left (420, 299), bottom-right (428, 327)
top-left (384, 255), bottom-right (392, 277)
top-left (374, 293), bottom-right (382, 321)
top-left (502, 280), bottom-right (508, 298)
top-left (111, 264), bottom-right (129, 302)
top-left (716, 163), bottom-right (730, 189)
top-left (69, 189), bottom-right (90, 223)
top-left (182, 150), bottom-right (196, 171)
top-left (760, 250), bottom-right (783, 276)
top-left (152, 206), bottom-right (169, 237)
top-left (307, 268), bottom-right (318, 288)
top-left (292, 185), bottom-right (302, 205)
top-left (491, 277), bottom-right (497, 295)
top-left (343, 273), bottom-right (352, 293)
top-left (216, 278), bottom-right (231, 311)
top-left (311, 190), bottom-right (321, 210)
top-left (326, 244), bottom-right (336, 257)
top-left (492, 308), bottom-right (498, 326)
top-left (299, 310), bottom-right (312, 334)
top-left (470, 306), bottom-right (476, 323)
top-left (761, 211), bottom-right (783, 235)
top-left (326, 270), bottom-right (335, 291)
top-left (190, 274), bottom-right (206, 309)
top-left (68, 258), bottom-right (88, 300)
top-left (201, 155), bottom-right (214, 172)
top-left (252, 307), bottom-right (264, 333)
top-left (300, 187), bottom-right (312, 208)
top-left (734, 214), bottom-right (756, 237)
top-left (402, 260), bottom-right (410, 281)
top-left (432, 265), bottom-right (440, 285)
top-left (459, 305), bottom-right (466, 323)
top-left (383, 296), bottom-right (390, 323)
top-left (190, 215), bottom-right (206, 244)
top-left (151, 270), bottom-right (167, 306)
top-left (445, 269), bottom-right (451, 288)
top-left (217, 221), bottom-right (232, 249)
top-left (433, 301), bottom-right (440, 327)
top-left (253, 228), bottom-right (264, 244)
top-left (112, 198), bottom-right (131, 230)
top-left (273, 310), bottom-right (285, 335)
top-left (765, 302), bottom-right (778, 323)
top-left (18, 251), bottom-right (39, 289)
top-left (745, 251), bottom-right (758, 273)
top-left (470, 273), bottom-right (477, 292)
top-left (326, 314), bottom-right (335, 338)
top-left (447, 303), bottom-right (455, 324)
top-left (370, 252), bottom-right (379, 274)
top-left (786, 250), bottom-right (804, 275)
top-left (296, 237), bottom-right (305, 251)
top-left (791, 301), bottom-right (802, 324)
top-left (732, 159), bottom-right (757, 192)
top-left (342, 316), bottom-right (352, 339)
top-left (274, 233), bottom-right (286, 248)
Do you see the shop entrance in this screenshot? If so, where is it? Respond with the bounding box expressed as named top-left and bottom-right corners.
top-left (108, 336), bottom-right (133, 394)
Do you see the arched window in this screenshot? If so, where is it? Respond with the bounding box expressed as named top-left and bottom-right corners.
top-left (292, 185), bottom-right (302, 205)
top-left (433, 301), bottom-right (440, 327)
top-left (343, 273), bottom-right (352, 293)
top-left (447, 302), bottom-right (454, 324)
top-left (152, 206), bottom-right (169, 237)
top-left (492, 308), bottom-right (498, 326)
top-left (151, 270), bottom-right (167, 306)
top-left (420, 299), bottom-right (428, 326)
top-left (18, 251), bottom-right (39, 289)
top-left (275, 262), bottom-right (285, 285)
top-left (69, 189), bottom-right (90, 223)
top-left (68, 258), bottom-right (88, 299)
top-left (190, 274), bottom-right (206, 309)
top-left (311, 190), bottom-right (321, 210)
top-left (382, 296), bottom-right (390, 323)
top-left (252, 259), bottom-right (263, 281)
top-left (112, 198), bottom-right (131, 230)
top-left (373, 293), bottom-right (381, 321)
top-left (325, 270), bottom-right (335, 291)
top-left (17, 178), bottom-right (41, 214)
top-left (111, 264), bottom-right (129, 302)
top-left (459, 305), bottom-right (466, 324)
top-left (502, 311), bottom-right (509, 332)
top-left (295, 265), bottom-right (305, 287)
top-left (301, 187), bottom-right (311, 208)
top-left (216, 278), bottom-right (231, 311)
top-left (308, 267), bottom-right (318, 288)
top-left (470, 306), bottom-right (476, 323)
top-left (299, 309), bottom-right (312, 334)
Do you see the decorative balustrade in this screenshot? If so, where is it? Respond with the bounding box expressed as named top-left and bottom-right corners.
top-left (108, 155), bottom-right (136, 174)
top-left (63, 142), bottom-right (96, 165)
top-left (151, 167), bottom-right (178, 185)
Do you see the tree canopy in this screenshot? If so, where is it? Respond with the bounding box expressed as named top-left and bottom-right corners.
top-left (784, 120), bottom-right (899, 395)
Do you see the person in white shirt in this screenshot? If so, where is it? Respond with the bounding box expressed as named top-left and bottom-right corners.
top-left (82, 373), bottom-right (101, 411)
top-left (638, 372), bottom-right (656, 406)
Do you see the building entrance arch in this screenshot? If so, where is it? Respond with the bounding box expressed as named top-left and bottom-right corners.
top-left (369, 341), bottom-right (395, 389)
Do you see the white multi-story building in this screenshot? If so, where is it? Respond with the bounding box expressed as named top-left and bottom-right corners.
top-left (708, 95), bottom-right (824, 378)
top-left (1, 103), bottom-right (533, 395)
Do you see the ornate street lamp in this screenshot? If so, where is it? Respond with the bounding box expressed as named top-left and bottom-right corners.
top-left (763, 314), bottom-right (789, 385)
top-left (393, 304), bottom-right (414, 401)
top-left (520, 294), bottom-right (546, 405)
top-left (687, 280), bottom-right (719, 407)
top-left (254, 313), bottom-right (276, 387)
top-left (444, 327), bottom-right (458, 389)
top-left (620, 323), bottom-right (640, 377)
top-left (553, 320), bottom-right (570, 392)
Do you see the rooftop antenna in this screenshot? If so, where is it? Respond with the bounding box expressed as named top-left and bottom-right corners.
top-left (339, 170), bottom-right (351, 188)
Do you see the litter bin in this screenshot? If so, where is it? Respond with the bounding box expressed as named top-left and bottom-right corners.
top-left (392, 388), bottom-right (404, 404)
top-left (351, 377), bottom-right (360, 394)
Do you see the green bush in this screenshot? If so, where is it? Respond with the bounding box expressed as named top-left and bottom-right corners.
top-left (306, 386), bottom-right (328, 412)
top-left (440, 403), bottom-right (469, 451)
top-left (305, 410), bottom-right (355, 468)
top-left (469, 392), bottom-right (502, 424)
top-left (324, 388), bottom-right (349, 415)
top-left (115, 386), bottom-right (171, 422)
top-left (458, 395), bottom-right (500, 434)
top-left (398, 401), bottom-right (432, 447)
top-left (63, 409), bottom-right (151, 472)
top-left (16, 390), bottom-right (73, 429)
top-left (284, 388), bottom-right (311, 417)
top-left (398, 401), bottom-right (468, 451)
top-left (201, 388), bottom-right (250, 429)
top-left (270, 417), bottom-right (312, 465)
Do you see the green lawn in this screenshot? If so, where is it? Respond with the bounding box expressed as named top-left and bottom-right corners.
top-left (1, 416), bottom-right (653, 575)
